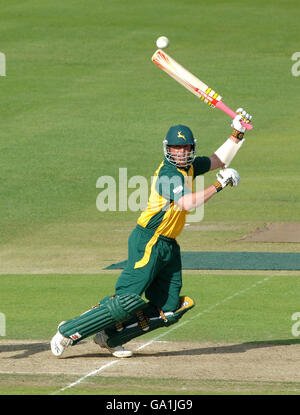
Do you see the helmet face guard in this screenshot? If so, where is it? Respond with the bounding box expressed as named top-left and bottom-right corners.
top-left (163, 125), bottom-right (197, 168)
top-left (163, 140), bottom-right (196, 168)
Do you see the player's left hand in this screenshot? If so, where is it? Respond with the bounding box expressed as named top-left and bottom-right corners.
top-left (231, 108), bottom-right (252, 133)
top-left (215, 168), bottom-right (240, 190)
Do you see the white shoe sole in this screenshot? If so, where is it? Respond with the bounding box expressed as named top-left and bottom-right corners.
top-left (50, 332), bottom-right (65, 357)
top-left (111, 349), bottom-right (133, 358)
top-left (94, 333), bottom-right (133, 358)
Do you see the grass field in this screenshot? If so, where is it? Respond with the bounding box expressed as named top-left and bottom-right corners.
top-left (1, 0), bottom-right (300, 396)
top-left (1, 273), bottom-right (300, 342)
top-left (1, 272), bottom-right (300, 395)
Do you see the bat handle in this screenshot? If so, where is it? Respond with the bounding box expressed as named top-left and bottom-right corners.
top-left (215, 101), bottom-right (253, 130)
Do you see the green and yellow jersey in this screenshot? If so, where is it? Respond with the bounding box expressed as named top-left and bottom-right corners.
top-left (137, 156), bottom-right (211, 240)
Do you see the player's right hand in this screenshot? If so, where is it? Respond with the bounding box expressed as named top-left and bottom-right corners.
top-left (214, 168), bottom-right (240, 192)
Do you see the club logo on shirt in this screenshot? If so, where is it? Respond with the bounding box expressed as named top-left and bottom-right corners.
top-left (173, 185), bottom-right (183, 194)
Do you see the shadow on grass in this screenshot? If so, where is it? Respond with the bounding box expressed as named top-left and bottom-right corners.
top-left (135, 339), bottom-right (300, 357)
top-left (50, 338), bottom-right (300, 359)
top-left (1, 339), bottom-right (299, 359)
top-left (0, 342), bottom-right (49, 359)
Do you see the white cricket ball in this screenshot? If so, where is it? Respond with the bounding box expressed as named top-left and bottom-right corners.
top-left (156, 36), bottom-right (169, 49)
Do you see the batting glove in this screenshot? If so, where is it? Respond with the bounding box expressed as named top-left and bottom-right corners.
top-left (231, 108), bottom-right (252, 139)
top-left (214, 168), bottom-right (240, 192)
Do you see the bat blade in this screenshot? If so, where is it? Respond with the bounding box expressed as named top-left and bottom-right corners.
top-left (151, 49), bottom-right (252, 130)
top-left (151, 49), bottom-right (215, 102)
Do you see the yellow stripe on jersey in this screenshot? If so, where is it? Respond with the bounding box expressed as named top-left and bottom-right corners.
top-left (134, 161), bottom-right (196, 268)
top-left (137, 161), bottom-right (195, 237)
top-left (137, 161), bottom-right (192, 239)
top-left (137, 163), bottom-right (167, 229)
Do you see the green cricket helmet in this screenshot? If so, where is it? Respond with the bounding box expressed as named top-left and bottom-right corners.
top-left (163, 125), bottom-right (197, 167)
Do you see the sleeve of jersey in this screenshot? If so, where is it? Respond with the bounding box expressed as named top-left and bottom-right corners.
top-left (155, 167), bottom-right (192, 203)
top-left (192, 156), bottom-right (211, 178)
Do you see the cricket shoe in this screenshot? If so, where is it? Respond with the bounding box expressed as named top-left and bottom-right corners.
top-left (50, 321), bottom-right (73, 357)
top-left (94, 330), bottom-right (133, 358)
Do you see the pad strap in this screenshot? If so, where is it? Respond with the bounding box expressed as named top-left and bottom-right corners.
top-left (106, 296), bottom-right (195, 348)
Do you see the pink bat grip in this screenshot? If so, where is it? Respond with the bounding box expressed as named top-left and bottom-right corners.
top-left (215, 101), bottom-right (253, 130)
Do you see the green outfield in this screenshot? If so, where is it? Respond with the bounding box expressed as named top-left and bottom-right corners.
top-left (1, 272), bottom-right (300, 395)
top-left (0, 0), bottom-right (300, 395)
top-left (1, 273), bottom-right (300, 342)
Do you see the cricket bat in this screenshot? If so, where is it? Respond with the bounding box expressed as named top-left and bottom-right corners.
top-left (152, 49), bottom-right (253, 130)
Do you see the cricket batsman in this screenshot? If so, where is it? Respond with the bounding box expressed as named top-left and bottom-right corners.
top-left (51, 108), bottom-right (252, 358)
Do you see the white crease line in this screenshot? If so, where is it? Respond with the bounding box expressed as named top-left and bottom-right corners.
top-left (135, 275), bottom-right (275, 350)
top-left (51, 359), bottom-right (119, 395)
top-left (53, 274), bottom-right (274, 394)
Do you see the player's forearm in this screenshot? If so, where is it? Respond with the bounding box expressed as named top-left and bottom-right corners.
top-left (210, 136), bottom-right (244, 171)
top-left (177, 185), bottom-right (217, 211)
top-left (213, 136), bottom-right (245, 167)
top-left (211, 109), bottom-right (252, 169)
